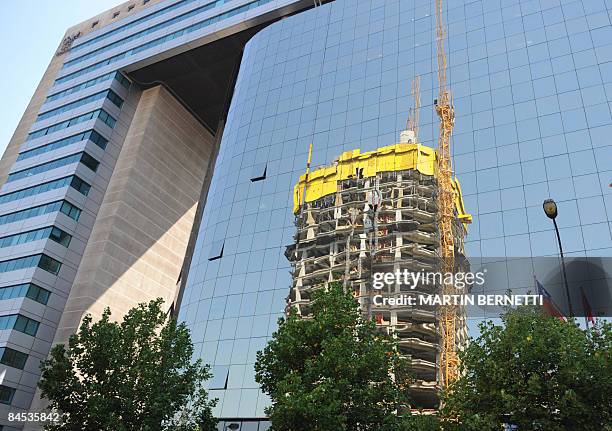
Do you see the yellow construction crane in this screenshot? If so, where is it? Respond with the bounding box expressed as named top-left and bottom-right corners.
top-left (434, 0), bottom-right (459, 387)
top-left (407, 75), bottom-right (421, 140)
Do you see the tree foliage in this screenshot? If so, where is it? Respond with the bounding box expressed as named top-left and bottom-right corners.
top-left (442, 307), bottom-right (612, 431)
top-left (254, 281), bottom-right (413, 431)
top-left (39, 298), bottom-right (216, 431)
top-left (398, 414), bottom-right (442, 431)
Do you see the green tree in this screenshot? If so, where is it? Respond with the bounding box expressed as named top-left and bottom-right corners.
top-left (398, 414), bottom-right (442, 431)
top-left (442, 307), bottom-right (611, 431)
top-left (255, 281), bottom-right (413, 431)
top-left (39, 298), bottom-right (217, 431)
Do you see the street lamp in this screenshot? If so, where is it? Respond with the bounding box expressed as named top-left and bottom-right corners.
top-left (542, 199), bottom-right (574, 317)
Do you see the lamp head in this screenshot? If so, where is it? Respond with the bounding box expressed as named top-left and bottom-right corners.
top-left (543, 199), bottom-right (558, 219)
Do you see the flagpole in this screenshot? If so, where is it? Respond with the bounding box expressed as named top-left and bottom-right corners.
top-left (581, 286), bottom-right (588, 328)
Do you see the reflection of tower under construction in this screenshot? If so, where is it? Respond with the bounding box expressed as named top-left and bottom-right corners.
top-left (285, 132), bottom-right (472, 410)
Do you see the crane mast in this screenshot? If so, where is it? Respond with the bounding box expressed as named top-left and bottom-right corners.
top-left (407, 75), bottom-right (421, 140)
top-left (435, 0), bottom-right (458, 387)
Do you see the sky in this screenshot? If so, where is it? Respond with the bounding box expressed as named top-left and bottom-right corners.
top-left (0, 0), bottom-right (126, 157)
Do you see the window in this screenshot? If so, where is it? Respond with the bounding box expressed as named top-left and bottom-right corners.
top-left (0, 201), bottom-right (58, 225)
top-left (17, 130), bottom-right (108, 161)
top-left (8, 152), bottom-right (98, 182)
top-left (73, 175), bottom-right (93, 195)
top-left (70, 176), bottom-right (91, 196)
top-left (0, 175), bottom-right (90, 205)
top-left (128, 4), bottom-right (135, 11)
top-left (54, 0), bottom-right (277, 86)
top-left (14, 315), bottom-right (40, 336)
top-left (0, 226), bottom-right (71, 248)
top-left (0, 385), bottom-right (15, 405)
top-left (0, 283), bottom-right (50, 304)
top-left (97, 109), bottom-right (116, 128)
top-left (0, 254), bottom-right (61, 276)
top-left (0, 283), bottom-right (28, 300)
top-left (0, 314), bottom-right (40, 336)
top-left (106, 90), bottom-right (124, 108)
top-left (91, 21), bottom-right (99, 28)
top-left (46, 72), bottom-right (128, 103)
top-left (28, 109), bottom-right (117, 141)
top-left (49, 227), bottom-right (72, 247)
top-left (113, 11), bottom-right (120, 18)
top-left (60, 200), bottom-right (82, 221)
top-left (38, 254), bottom-right (62, 275)
top-left (79, 152), bottom-right (100, 172)
top-left (36, 90), bottom-right (123, 122)
top-left (0, 200), bottom-right (79, 226)
top-left (26, 284), bottom-right (51, 304)
top-left (0, 176), bottom-right (70, 204)
top-left (0, 347), bottom-right (28, 369)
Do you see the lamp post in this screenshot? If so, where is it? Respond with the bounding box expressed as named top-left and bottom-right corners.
top-left (542, 199), bottom-right (574, 317)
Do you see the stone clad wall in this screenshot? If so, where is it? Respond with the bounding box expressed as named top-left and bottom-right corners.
top-left (53, 85), bottom-right (214, 342)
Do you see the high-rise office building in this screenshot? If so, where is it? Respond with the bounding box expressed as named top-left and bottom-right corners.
top-left (1, 0), bottom-right (611, 430)
top-left (285, 139), bottom-right (471, 410)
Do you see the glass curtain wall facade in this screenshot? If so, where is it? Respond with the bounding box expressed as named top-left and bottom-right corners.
top-left (179, 0), bottom-right (612, 421)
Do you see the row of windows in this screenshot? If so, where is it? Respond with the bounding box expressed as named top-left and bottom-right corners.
top-left (37, 89), bottom-right (123, 122)
top-left (0, 254), bottom-right (62, 276)
top-left (0, 283), bottom-right (51, 304)
top-left (54, 0), bottom-right (274, 86)
top-left (0, 347), bottom-right (28, 370)
top-left (63, 0), bottom-right (233, 69)
top-left (68, 0), bottom-right (217, 54)
top-left (17, 129), bottom-right (108, 162)
top-left (0, 200), bottom-right (81, 226)
top-left (8, 152), bottom-right (99, 183)
top-left (0, 175), bottom-right (91, 205)
top-left (46, 72), bottom-right (129, 104)
top-left (28, 109), bottom-right (116, 141)
top-left (0, 385), bottom-right (15, 405)
top-left (0, 226), bottom-right (72, 249)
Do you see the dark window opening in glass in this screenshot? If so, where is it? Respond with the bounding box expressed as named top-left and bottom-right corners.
top-left (250, 163), bottom-right (267, 182)
top-left (209, 365), bottom-right (229, 389)
top-left (208, 240), bottom-right (224, 261)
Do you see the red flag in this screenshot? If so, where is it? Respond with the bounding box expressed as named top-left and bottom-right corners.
top-left (535, 277), bottom-right (566, 321)
top-left (580, 286), bottom-right (595, 326)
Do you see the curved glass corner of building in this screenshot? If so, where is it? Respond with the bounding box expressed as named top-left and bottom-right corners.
top-left (179, 0), bottom-right (612, 420)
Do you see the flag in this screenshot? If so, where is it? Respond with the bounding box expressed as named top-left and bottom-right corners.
top-left (580, 286), bottom-right (595, 326)
top-left (535, 277), bottom-right (566, 321)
